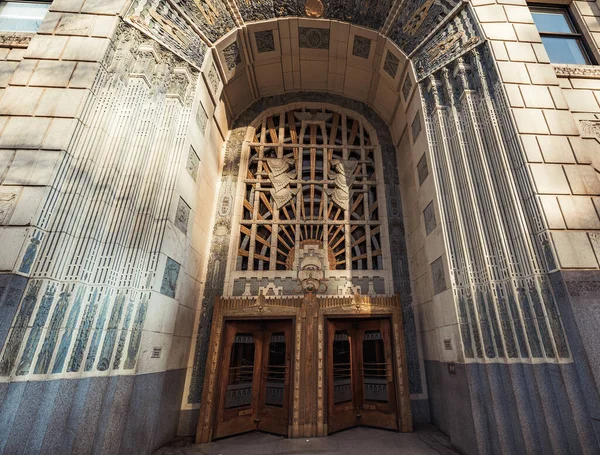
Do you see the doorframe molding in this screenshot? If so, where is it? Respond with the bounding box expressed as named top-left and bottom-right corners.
top-left (195, 293), bottom-right (412, 443)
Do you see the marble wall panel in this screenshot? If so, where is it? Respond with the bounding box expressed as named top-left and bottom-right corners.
top-left (0, 369), bottom-right (186, 455)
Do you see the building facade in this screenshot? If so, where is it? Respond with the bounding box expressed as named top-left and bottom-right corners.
top-left (0, 0), bottom-right (599, 453)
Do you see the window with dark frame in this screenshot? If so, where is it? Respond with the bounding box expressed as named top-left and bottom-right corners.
top-left (529, 5), bottom-right (595, 65)
top-left (0, 1), bottom-right (50, 33)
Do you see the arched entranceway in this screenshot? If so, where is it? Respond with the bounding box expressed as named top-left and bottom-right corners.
top-left (193, 100), bottom-right (415, 442)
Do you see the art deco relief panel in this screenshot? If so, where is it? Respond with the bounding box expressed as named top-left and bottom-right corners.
top-left (189, 96), bottom-right (422, 407)
top-left (122, 0), bottom-right (464, 79)
top-left (0, 23), bottom-right (199, 381)
top-left (421, 42), bottom-right (570, 365)
top-left (228, 105), bottom-right (393, 295)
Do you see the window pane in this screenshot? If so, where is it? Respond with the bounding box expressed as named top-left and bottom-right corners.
top-left (531, 10), bottom-right (573, 34)
top-left (542, 36), bottom-right (588, 65)
top-left (0, 2), bottom-right (49, 32)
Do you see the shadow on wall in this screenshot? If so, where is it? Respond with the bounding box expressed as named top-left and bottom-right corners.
top-left (0, 369), bottom-right (186, 454)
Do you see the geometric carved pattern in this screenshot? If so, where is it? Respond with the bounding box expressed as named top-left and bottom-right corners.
top-left (431, 257), bottom-right (446, 295)
top-left (223, 41), bottom-right (242, 70)
top-left (175, 197), bottom-right (191, 234)
top-left (421, 43), bottom-right (570, 361)
top-left (207, 63), bottom-right (220, 96)
top-left (255, 30), bottom-right (276, 53)
top-left (402, 75), bottom-right (413, 101)
top-left (411, 114), bottom-right (422, 142)
top-left (187, 146), bottom-right (201, 181)
top-left (411, 6), bottom-right (483, 81)
top-left (125, 0), bottom-right (208, 69)
top-left (352, 35), bottom-right (371, 59)
top-left (383, 51), bottom-right (400, 78)
top-left (161, 257), bottom-right (181, 298)
top-left (390, 0), bottom-right (461, 55)
top-left (237, 107), bottom-right (384, 272)
top-left (423, 201), bottom-right (436, 235)
top-left (127, 0), bottom-right (235, 46)
top-left (417, 153), bottom-right (428, 186)
top-left (0, 24), bottom-right (197, 379)
top-left (196, 102), bottom-right (209, 134)
top-left (299, 27), bottom-right (330, 49)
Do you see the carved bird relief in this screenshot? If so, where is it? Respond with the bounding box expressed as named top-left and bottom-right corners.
top-left (305, 0), bottom-right (324, 18)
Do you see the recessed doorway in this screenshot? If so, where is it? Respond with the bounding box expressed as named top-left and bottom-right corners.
top-left (327, 318), bottom-right (398, 434)
top-left (214, 320), bottom-right (292, 440)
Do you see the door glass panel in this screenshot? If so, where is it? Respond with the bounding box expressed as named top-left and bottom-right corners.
top-left (265, 332), bottom-right (286, 407)
top-left (362, 330), bottom-right (388, 403)
top-left (225, 333), bottom-right (255, 410)
top-left (333, 331), bottom-right (352, 404)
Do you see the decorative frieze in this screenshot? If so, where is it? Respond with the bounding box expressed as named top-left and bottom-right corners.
top-left (234, 0), bottom-right (393, 31)
top-left (553, 64), bottom-right (600, 79)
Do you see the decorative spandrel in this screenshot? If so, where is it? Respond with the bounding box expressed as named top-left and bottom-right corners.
top-left (236, 107), bottom-right (384, 273)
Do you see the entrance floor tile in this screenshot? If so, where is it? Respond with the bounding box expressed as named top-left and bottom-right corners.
top-left (155, 425), bottom-right (461, 455)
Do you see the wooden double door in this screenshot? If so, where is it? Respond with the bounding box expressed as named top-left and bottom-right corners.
top-left (214, 320), bottom-right (292, 439)
top-left (327, 318), bottom-right (398, 433)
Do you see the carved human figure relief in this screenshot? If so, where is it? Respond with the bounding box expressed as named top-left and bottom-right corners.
top-left (266, 157), bottom-right (299, 209)
top-left (327, 159), bottom-right (358, 208)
